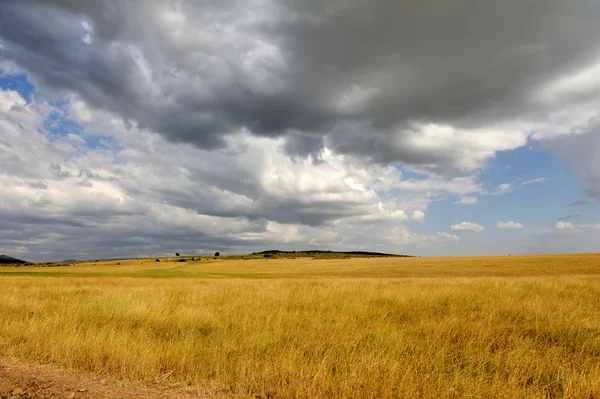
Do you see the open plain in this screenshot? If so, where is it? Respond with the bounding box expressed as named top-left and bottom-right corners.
top-left (1, 253), bottom-right (600, 398)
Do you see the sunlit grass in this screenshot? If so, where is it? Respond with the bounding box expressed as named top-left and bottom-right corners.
top-left (1, 254), bottom-right (600, 398)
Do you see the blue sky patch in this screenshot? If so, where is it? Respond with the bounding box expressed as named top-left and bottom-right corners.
top-left (0, 70), bottom-right (36, 102)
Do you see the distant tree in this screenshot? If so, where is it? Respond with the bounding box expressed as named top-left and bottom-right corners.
top-left (176, 253), bottom-right (180, 257)
top-left (214, 252), bottom-right (220, 257)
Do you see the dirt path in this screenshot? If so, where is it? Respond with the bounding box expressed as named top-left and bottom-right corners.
top-left (0, 358), bottom-right (212, 399)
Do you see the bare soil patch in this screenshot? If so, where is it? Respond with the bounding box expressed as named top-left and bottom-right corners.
top-left (0, 358), bottom-right (210, 399)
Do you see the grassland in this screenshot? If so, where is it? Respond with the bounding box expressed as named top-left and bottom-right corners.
top-left (1, 253), bottom-right (600, 398)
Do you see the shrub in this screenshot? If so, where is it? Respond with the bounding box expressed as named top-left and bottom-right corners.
top-left (156, 259), bottom-right (160, 262)
top-left (214, 252), bottom-right (220, 257)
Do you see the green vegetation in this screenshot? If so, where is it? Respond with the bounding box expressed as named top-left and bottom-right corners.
top-left (232, 249), bottom-right (410, 260)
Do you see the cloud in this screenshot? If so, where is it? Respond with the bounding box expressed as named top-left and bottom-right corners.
top-left (0, 88), bottom-right (26, 110)
top-left (492, 177), bottom-right (548, 195)
top-left (556, 221), bottom-right (574, 230)
top-left (396, 176), bottom-right (483, 195)
top-left (522, 178), bottom-right (548, 186)
top-left (497, 221), bottom-right (524, 229)
top-left (542, 130), bottom-right (600, 201)
top-left (554, 221), bottom-right (600, 231)
top-left (2, 1), bottom-right (600, 259)
top-left (0, 87), bottom-right (466, 260)
top-left (581, 223), bottom-right (600, 230)
top-left (492, 183), bottom-right (513, 196)
top-left (436, 233), bottom-right (460, 242)
top-left (450, 222), bottom-right (485, 232)
top-left (411, 210), bottom-right (425, 222)
top-left (384, 227), bottom-right (460, 248)
top-left (1, 0), bottom-right (600, 176)
top-left (455, 196), bottom-right (478, 205)
top-left (569, 199), bottom-right (591, 207)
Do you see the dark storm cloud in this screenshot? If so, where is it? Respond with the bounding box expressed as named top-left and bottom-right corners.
top-left (152, 185), bottom-right (361, 227)
top-left (0, 216), bottom-right (246, 262)
top-left (2, 0), bottom-right (600, 172)
top-left (282, 131), bottom-right (325, 161)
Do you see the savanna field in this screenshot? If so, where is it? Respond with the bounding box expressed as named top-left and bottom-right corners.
top-left (1, 254), bottom-right (600, 398)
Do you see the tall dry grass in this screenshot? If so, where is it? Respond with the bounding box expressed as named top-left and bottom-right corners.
top-left (1, 254), bottom-right (600, 398)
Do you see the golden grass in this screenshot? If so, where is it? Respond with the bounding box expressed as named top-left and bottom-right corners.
top-left (1, 254), bottom-right (600, 398)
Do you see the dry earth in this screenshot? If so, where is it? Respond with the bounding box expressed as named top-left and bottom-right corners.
top-left (0, 358), bottom-right (211, 399)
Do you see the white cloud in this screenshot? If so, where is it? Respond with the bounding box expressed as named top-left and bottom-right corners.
top-left (522, 177), bottom-right (548, 186)
top-left (391, 122), bottom-right (528, 174)
top-left (556, 221), bottom-right (574, 230)
top-left (534, 58), bottom-right (600, 109)
top-left (396, 175), bottom-right (484, 196)
top-left (455, 196), bottom-right (478, 205)
top-left (553, 222), bottom-right (600, 231)
top-left (450, 222), bottom-right (485, 232)
top-left (411, 210), bottom-right (425, 222)
top-left (0, 89), bottom-right (26, 111)
top-left (436, 232), bottom-right (460, 242)
top-left (81, 20), bottom-right (92, 45)
top-left (492, 177), bottom-right (547, 195)
top-left (492, 183), bottom-right (513, 195)
top-left (69, 97), bottom-right (92, 122)
top-left (497, 221), bottom-right (524, 229)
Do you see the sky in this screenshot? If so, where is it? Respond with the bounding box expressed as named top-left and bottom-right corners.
top-left (0, 0), bottom-right (599, 262)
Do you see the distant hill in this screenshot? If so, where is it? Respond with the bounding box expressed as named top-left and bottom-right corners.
top-left (250, 250), bottom-right (411, 258)
top-left (0, 254), bottom-right (27, 264)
